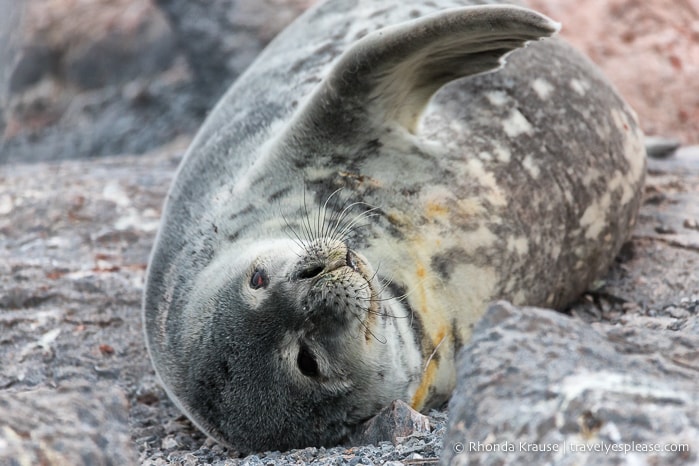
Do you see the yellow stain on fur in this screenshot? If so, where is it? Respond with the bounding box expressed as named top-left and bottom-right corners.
top-left (425, 200), bottom-right (449, 220)
top-left (410, 326), bottom-right (448, 410)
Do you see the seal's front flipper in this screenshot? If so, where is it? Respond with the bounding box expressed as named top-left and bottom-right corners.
top-left (287, 5), bottom-right (559, 141)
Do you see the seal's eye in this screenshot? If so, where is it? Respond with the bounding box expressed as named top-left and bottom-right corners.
top-left (297, 345), bottom-right (319, 377)
top-left (250, 268), bottom-right (269, 289)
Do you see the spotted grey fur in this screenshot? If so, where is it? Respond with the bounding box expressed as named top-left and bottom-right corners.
top-left (143, 0), bottom-right (646, 453)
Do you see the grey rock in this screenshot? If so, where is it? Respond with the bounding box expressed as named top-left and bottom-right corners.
top-left (349, 400), bottom-right (431, 447)
top-left (442, 301), bottom-right (699, 466)
top-left (644, 136), bottom-right (681, 159)
top-left (0, 0), bottom-right (25, 103)
top-left (0, 0), bottom-right (192, 164)
top-left (647, 144), bottom-right (699, 174)
top-left (62, 12), bottom-right (176, 91)
top-left (0, 143), bottom-right (182, 463)
top-left (155, 0), bottom-right (311, 110)
top-left (0, 381), bottom-right (136, 465)
top-left (7, 44), bottom-right (58, 94)
top-left (0, 75), bottom-right (201, 164)
top-left (0, 0), bottom-right (312, 164)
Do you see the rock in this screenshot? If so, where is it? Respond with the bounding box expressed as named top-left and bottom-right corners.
top-left (11, 0), bottom-right (176, 91)
top-left (348, 400), bottom-right (431, 446)
top-left (0, 0), bottom-right (191, 163)
top-left (0, 0), bottom-right (28, 101)
top-left (0, 382), bottom-right (137, 465)
top-left (155, 0), bottom-right (313, 110)
top-left (61, 14), bottom-right (175, 91)
top-left (4, 0), bottom-right (698, 166)
top-left (644, 136), bottom-right (681, 159)
top-left (529, 0), bottom-right (699, 145)
top-left (0, 141), bottom-right (184, 462)
top-left (0, 0), bottom-right (316, 165)
top-left (7, 45), bottom-right (59, 94)
top-left (442, 301), bottom-right (699, 466)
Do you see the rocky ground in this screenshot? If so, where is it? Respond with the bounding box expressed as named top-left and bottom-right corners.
top-left (1, 0), bottom-right (698, 465)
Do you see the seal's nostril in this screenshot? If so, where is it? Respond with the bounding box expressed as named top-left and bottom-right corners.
top-left (298, 264), bottom-right (324, 280)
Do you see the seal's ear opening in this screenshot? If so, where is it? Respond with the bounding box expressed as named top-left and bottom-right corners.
top-left (284, 5), bottom-right (559, 141)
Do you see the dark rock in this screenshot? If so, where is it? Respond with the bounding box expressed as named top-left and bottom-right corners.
top-left (8, 45), bottom-right (59, 94)
top-left (61, 10), bottom-right (176, 91)
top-left (0, 0), bottom-right (25, 103)
top-left (644, 136), bottom-right (681, 159)
top-left (0, 0), bottom-right (189, 163)
top-left (0, 76), bottom-right (199, 164)
top-left (647, 144), bottom-right (699, 174)
top-left (155, 0), bottom-right (312, 111)
top-left (349, 400), bottom-right (431, 446)
top-left (442, 301), bottom-right (699, 466)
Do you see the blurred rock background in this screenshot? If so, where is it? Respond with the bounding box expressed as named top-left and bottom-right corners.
top-left (0, 0), bottom-right (697, 165)
top-left (0, 0), bottom-right (311, 164)
top-left (531, 0), bottom-right (699, 145)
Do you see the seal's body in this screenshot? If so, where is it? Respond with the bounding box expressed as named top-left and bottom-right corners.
top-left (144, 0), bottom-right (646, 453)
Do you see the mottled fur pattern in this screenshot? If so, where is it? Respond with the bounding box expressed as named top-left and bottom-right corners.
top-left (143, 0), bottom-right (645, 453)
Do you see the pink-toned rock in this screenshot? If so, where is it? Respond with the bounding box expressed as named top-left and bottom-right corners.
top-left (530, 0), bottom-right (699, 144)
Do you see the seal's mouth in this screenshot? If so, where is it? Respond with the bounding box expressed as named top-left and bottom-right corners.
top-left (346, 249), bottom-right (359, 272)
top-left (343, 248), bottom-right (382, 330)
top-left (300, 245), bottom-right (380, 332)
top-left (343, 248), bottom-right (373, 289)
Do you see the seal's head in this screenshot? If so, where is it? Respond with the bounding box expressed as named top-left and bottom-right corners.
top-left (177, 236), bottom-right (415, 452)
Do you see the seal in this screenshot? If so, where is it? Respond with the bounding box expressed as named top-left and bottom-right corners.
top-left (143, 0), bottom-right (646, 453)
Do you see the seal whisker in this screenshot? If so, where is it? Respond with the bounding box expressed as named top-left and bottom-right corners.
top-left (301, 187), bottom-right (316, 246)
top-left (320, 188), bottom-right (345, 240)
top-left (423, 334), bottom-right (447, 373)
top-left (281, 212), bottom-right (307, 257)
top-left (315, 189), bottom-right (327, 245)
top-left (332, 209), bottom-right (380, 244)
top-left (353, 312), bottom-right (387, 345)
top-left (325, 201), bottom-right (376, 243)
top-left (326, 202), bottom-right (362, 244)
